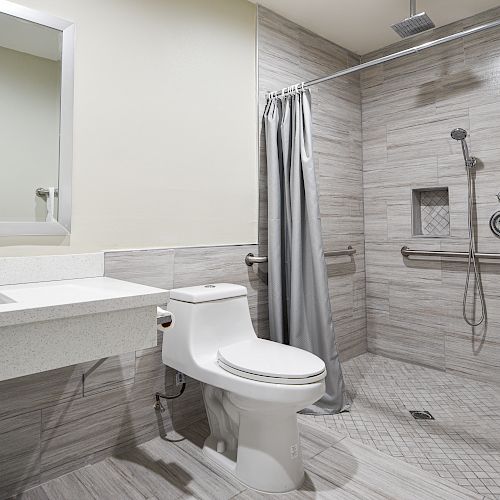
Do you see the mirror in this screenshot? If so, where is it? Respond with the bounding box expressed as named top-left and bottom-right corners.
top-left (0, 1), bottom-right (74, 235)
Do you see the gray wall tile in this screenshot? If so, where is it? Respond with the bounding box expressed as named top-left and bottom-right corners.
top-left (0, 365), bottom-right (83, 420)
top-left (0, 412), bottom-right (41, 499)
top-left (81, 354), bottom-right (136, 396)
top-left (362, 6), bottom-right (500, 380)
top-left (40, 377), bottom-right (174, 483)
top-left (104, 249), bottom-right (174, 290)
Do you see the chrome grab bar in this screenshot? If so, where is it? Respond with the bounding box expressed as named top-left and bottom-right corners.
top-left (324, 245), bottom-right (356, 258)
top-left (245, 254), bottom-right (268, 266)
top-left (245, 246), bottom-right (356, 266)
top-left (401, 246), bottom-right (500, 260)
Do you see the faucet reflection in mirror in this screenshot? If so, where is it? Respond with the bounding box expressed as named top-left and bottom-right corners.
top-left (36, 187), bottom-right (59, 223)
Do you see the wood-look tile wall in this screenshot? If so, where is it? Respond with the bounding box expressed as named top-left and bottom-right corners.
top-left (0, 244), bottom-right (267, 499)
top-left (361, 7), bottom-right (500, 383)
top-left (257, 7), bottom-right (367, 361)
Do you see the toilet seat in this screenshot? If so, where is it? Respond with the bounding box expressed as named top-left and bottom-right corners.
top-left (217, 339), bottom-right (326, 385)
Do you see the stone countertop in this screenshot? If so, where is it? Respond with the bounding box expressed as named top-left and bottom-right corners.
top-left (0, 277), bottom-right (169, 328)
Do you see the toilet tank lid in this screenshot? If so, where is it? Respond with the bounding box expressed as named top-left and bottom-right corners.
top-left (169, 283), bottom-right (247, 303)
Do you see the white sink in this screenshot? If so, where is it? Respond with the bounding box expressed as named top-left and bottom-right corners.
top-left (0, 276), bottom-right (169, 381)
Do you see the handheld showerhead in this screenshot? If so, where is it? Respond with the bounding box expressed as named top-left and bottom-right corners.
top-left (451, 128), bottom-right (467, 141)
top-left (451, 128), bottom-right (476, 168)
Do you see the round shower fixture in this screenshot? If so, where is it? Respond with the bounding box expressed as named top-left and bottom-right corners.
top-left (490, 211), bottom-right (500, 238)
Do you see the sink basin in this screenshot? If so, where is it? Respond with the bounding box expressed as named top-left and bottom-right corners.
top-left (0, 277), bottom-right (168, 325)
top-left (0, 276), bottom-right (169, 381)
top-left (0, 292), bottom-right (15, 304)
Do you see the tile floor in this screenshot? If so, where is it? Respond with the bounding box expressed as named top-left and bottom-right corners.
top-left (301, 353), bottom-right (500, 499)
top-left (14, 352), bottom-right (500, 499)
top-left (15, 418), bottom-right (478, 500)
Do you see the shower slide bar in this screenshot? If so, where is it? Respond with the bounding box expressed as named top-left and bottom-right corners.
top-left (245, 246), bottom-right (356, 266)
top-left (401, 246), bottom-right (500, 260)
top-left (267, 17), bottom-right (500, 98)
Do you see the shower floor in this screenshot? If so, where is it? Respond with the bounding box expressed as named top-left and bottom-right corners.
top-left (300, 353), bottom-right (500, 499)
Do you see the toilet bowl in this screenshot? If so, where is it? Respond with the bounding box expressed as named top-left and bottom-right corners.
top-left (162, 283), bottom-right (326, 493)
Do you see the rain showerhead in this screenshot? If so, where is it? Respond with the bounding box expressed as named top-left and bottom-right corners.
top-left (391, 0), bottom-right (435, 38)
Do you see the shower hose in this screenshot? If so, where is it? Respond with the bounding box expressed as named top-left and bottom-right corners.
top-left (463, 167), bottom-right (486, 327)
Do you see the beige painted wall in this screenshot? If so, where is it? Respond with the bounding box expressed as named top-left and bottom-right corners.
top-left (0, 46), bottom-right (60, 223)
top-left (1, 0), bottom-right (257, 255)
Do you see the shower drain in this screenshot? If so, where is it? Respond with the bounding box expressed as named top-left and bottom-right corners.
top-left (410, 410), bottom-right (434, 420)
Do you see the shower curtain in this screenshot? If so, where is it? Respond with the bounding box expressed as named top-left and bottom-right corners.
top-left (264, 89), bottom-right (347, 415)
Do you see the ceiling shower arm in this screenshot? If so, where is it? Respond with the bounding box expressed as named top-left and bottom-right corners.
top-left (410, 0), bottom-right (416, 17)
top-left (410, 0), bottom-right (417, 17)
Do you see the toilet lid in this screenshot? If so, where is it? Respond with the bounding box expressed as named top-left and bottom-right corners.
top-left (217, 339), bottom-right (326, 385)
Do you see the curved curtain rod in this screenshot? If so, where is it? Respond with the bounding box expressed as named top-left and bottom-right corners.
top-left (267, 18), bottom-right (500, 98)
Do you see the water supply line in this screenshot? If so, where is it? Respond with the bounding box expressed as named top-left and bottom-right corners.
top-left (463, 167), bottom-right (486, 327)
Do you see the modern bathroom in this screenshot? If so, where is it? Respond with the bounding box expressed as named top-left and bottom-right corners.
top-left (1, 0), bottom-right (500, 498)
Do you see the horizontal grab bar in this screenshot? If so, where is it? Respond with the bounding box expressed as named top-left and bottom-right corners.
top-left (324, 245), bottom-right (356, 258)
top-left (401, 246), bottom-right (500, 260)
top-left (245, 254), bottom-right (268, 266)
top-left (245, 246), bottom-right (356, 266)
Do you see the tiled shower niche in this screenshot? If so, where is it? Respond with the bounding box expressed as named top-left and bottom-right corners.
top-left (412, 187), bottom-right (450, 237)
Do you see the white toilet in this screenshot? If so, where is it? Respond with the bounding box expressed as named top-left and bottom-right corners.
top-left (162, 283), bottom-right (326, 493)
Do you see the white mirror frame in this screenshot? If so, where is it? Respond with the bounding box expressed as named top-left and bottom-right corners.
top-left (0, 0), bottom-right (74, 236)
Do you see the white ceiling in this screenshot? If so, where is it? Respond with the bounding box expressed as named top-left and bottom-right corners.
top-left (250, 0), bottom-right (500, 54)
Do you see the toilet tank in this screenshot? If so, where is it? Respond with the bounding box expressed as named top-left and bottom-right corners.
top-left (162, 283), bottom-right (257, 375)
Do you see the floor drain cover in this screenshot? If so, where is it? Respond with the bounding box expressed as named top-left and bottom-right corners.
top-left (410, 410), bottom-right (434, 420)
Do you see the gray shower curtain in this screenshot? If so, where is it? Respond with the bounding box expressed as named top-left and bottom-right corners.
top-left (264, 89), bottom-right (347, 415)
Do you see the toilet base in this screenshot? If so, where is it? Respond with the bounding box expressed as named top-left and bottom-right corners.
top-left (201, 384), bottom-right (305, 493)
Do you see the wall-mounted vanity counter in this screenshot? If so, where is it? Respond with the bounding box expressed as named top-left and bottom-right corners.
top-left (0, 252), bottom-right (168, 381)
